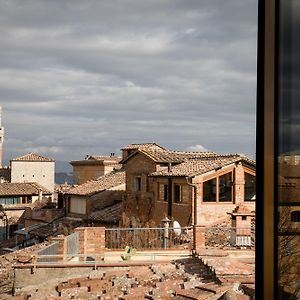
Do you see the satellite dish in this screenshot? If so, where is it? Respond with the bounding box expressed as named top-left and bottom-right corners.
top-left (173, 221), bottom-right (182, 236)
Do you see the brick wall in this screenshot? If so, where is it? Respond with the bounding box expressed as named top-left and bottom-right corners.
top-left (74, 227), bottom-right (105, 261)
top-left (123, 153), bottom-right (157, 223)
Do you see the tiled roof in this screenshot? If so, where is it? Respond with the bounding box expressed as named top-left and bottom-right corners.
top-left (0, 182), bottom-right (52, 196)
top-left (231, 205), bottom-right (255, 216)
top-left (140, 149), bottom-right (218, 163)
top-left (87, 155), bottom-right (121, 162)
top-left (121, 144), bottom-right (217, 164)
top-left (67, 169), bottom-right (126, 196)
top-left (150, 155), bottom-right (255, 177)
top-left (122, 143), bottom-right (168, 151)
top-left (12, 152), bottom-right (54, 162)
top-left (88, 202), bottom-right (122, 224)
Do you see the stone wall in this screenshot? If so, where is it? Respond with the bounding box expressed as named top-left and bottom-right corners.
top-left (123, 153), bottom-right (157, 223)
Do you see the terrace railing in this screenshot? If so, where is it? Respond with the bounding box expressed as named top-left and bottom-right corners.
top-left (105, 226), bottom-right (193, 250)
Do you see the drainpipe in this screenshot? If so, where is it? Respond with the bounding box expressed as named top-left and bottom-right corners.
top-left (186, 177), bottom-right (198, 226)
top-left (167, 163), bottom-right (172, 218)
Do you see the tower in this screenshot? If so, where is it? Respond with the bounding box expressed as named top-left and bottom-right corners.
top-left (0, 106), bottom-right (4, 168)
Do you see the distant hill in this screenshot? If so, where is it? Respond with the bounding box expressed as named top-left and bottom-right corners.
top-left (55, 161), bottom-right (72, 173)
top-left (55, 172), bottom-right (73, 184)
top-left (55, 161), bottom-right (73, 184)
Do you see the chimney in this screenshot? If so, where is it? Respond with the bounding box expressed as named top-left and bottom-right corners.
top-left (168, 163), bottom-right (172, 173)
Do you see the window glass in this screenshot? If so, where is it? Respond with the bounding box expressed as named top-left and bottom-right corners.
top-left (134, 177), bottom-right (141, 192)
top-left (245, 173), bottom-right (256, 201)
top-left (219, 172), bottom-right (232, 202)
top-left (277, 1), bottom-right (300, 297)
top-left (203, 178), bottom-right (216, 202)
top-left (174, 184), bottom-right (182, 203)
top-left (163, 184), bottom-right (168, 202)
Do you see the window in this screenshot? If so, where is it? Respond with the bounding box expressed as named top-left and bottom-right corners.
top-left (163, 184), bottom-right (168, 201)
top-left (245, 173), bottom-right (256, 201)
top-left (291, 211), bottom-right (300, 222)
top-left (203, 178), bottom-right (216, 202)
top-left (0, 197), bottom-right (21, 205)
top-left (219, 172), bottom-right (233, 202)
top-left (174, 184), bottom-right (182, 203)
top-left (134, 176), bottom-right (141, 192)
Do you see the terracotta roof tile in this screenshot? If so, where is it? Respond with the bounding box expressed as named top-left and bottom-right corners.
top-left (12, 152), bottom-right (54, 162)
top-left (0, 182), bottom-right (51, 196)
top-left (122, 143), bottom-right (168, 151)
top-left (67, 169), bottom-right (125, 196)
top-left (88, 202), bottom-right (122, 224)
top-left (150, 155), bottom-right (255, 177)
top-left (87, 155), bottom-right (121, 162)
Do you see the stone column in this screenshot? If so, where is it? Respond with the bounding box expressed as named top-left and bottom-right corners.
top-left (234, 162), bottom-right (245, 204)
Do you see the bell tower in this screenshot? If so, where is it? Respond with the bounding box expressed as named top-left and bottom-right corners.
top-left (0, 106), bottom-right (4, 168)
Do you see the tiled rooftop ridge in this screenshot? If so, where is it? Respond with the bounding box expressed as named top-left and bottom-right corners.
top-left (12, 152), bottom-right (54, 162)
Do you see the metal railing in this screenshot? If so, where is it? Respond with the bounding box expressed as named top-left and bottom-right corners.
top-left (205, 226), bottom-right (255, 248)
top-left (105, 226), bottom-right (193, 250)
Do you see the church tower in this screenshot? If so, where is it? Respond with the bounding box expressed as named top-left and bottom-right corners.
top-left (0, 106), bottom-right (4, 168)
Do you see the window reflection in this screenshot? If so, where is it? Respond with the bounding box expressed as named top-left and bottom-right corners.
top-left (277, 0), bottom-right (300, 297)
top-left (203, 178), bottom-right (216, 202)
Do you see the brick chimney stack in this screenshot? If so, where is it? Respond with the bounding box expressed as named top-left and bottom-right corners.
top-left (0, 106), bottom-right (4, 168)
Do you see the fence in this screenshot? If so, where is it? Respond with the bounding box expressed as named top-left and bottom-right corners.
top-left (105, 226), bottom-right (193, 250)
top-left (37, 241), bottom-right (59, 262)
top-left (205, 226), bottom-right (255, 248)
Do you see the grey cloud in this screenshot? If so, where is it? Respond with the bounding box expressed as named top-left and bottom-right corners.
top-left (0, 0), bottom-right (257, 162)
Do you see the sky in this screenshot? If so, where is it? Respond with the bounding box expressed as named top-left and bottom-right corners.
top-left (0, 0), bottom-right (258, 164)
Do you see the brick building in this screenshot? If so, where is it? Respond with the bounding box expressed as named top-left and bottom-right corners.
top-left (120, 143), bottom-right (255, 226)
top-left (65, 168), bottom-right (125, 225)
top-left (10, 153), bottom-right (55, 193)
top-left (70, 154), bottom-right (121, 185)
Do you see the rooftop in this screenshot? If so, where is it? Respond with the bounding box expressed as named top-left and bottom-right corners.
top-left (88, 202), bottom-right (122, 224)
top-left (0, 182), bottom-right (51, 196)
top-left (150, 154), bottom-right (255, 177)
top-left (121, 142), bottom-right (218, 164)
top-left (11, 152), bottom-right (54, 162)
top-left (67, 169), bottom-right (125, 196)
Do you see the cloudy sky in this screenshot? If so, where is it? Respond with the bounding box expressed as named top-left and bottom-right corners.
top-left (0, 0), bottom-right (257, 164)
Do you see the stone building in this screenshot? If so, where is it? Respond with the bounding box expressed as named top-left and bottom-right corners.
top-left (10, 153), bottom-right (55, 192)
top-left (70, 154), bottom-right (121, 185)
top-left (65, 168), bottom-right (125, 225)
top-left (0, 182), bottom-right (52, 240)
top-left (120, 143), bottom-right (255, 226)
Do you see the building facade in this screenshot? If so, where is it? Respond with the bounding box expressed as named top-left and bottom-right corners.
top-left (70, 155), bottom-right (121, 185)
top-left (120, 143), bottom-right (255, 226)
top-left (10, 153), bottom-right (55, 192)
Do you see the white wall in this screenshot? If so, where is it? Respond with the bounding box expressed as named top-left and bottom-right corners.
top-left (11, 161), bottom-right (55, 192)
top-left (69, 196), bottom-right (86, 215)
